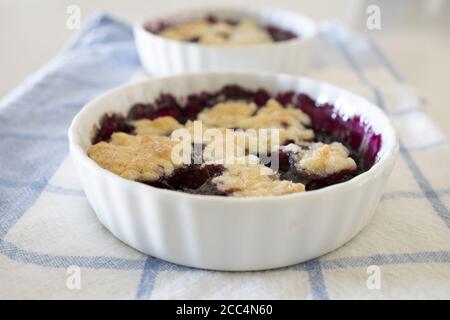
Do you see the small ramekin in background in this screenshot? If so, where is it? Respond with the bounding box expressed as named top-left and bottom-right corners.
top-left (69, 72), bottom-right (398, 271)
top-left (133, 5), bottom-right (317, 75)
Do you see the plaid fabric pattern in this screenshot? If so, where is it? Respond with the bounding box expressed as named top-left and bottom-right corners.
top-left (0, 14), bottom-right (449, 299)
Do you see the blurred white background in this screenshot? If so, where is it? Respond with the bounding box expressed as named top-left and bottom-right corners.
top-left (1, 0), bottom-right (449, 132)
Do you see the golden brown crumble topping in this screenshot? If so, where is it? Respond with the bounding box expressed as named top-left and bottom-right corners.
top-left (240, 99), bottom-right (313, 143)
top-left (87, 133), bottom-right (181, 181)
top-left (197, 100), bottom-right (257, 127)
top-left (87, 97), bottom-right (358, 197)
top-left (133, 116), bottom-right (182, 136)
top-left (202, 130), bottom-right (250, 163)
top-left (197, 99), bottom-right (313, 144)
top-left (212, 162), bottom-right (305, 197)
top-left (158, 18), bottom-right (273, 46)
top-left (282, 142), bottom-right (357, 176)
top-left (253, 99), bottom-right (311, 127)
top-left (185, 119), bottom-right (287, 157)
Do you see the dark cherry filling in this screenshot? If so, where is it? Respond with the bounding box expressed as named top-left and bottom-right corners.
top-left (143, 21), bottom-right (173, 34)
top-left (144, 15), bottom-right (299, 43)
top-left (92, 114), bottom-right (134, 144)
top-left (92, 84), bottom-right (382, 195)
top-left (127, 103), bottom-right (155, 120)
top-left (141, 164), bottom-right (228, 195)
top-left (271, 148), bottom-right (365, 191)
top-left (266, 25), bottom-right (298, 42)
top-left (294, 94), bottom-right (382, 169)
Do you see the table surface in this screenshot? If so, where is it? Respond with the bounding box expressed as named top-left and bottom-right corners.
top-left (1, 0), bottom-right (449, 136)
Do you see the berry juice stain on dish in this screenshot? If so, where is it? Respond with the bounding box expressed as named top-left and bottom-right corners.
top-left (87, 85), bottom-right (381, 197)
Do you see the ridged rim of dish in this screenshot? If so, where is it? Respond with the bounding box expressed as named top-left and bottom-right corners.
top-left (68, 71), bottom-right (399, 203)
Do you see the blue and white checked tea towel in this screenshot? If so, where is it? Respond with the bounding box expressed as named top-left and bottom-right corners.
top-left (1, 14), bottom-right (449, 299)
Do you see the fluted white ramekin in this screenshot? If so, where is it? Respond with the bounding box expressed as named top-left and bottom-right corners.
top-left (68, 72), bottom-right (398, 271)
top-left (134, 5), bottom-right (317, 75)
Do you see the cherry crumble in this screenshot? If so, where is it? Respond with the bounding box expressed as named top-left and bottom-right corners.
top-left (144, 15), bottom-right (298, 45)
top-left (88, 85), bottom-right (381, 197)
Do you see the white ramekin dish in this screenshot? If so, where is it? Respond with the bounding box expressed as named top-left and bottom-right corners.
top-left (134, 5), bottom-right (317, 76)
top-left (69, 72), bottom-right (398, 271)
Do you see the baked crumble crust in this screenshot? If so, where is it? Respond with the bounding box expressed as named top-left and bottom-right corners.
top-left (197, 100), bottom-right (258, 127)
top-left (157, 18), bottom-right (273, 46)
top-left (185, 120), bottom-right (281, 156)
top-left (240, 99), bottom-right (313, 142)
top-left (87, 132), bottom-right (181, 181)
top-left (198, 99), bottom-right (313, 144)
top-left (282, 142), bottom-right (357, 176)
top-left (212, 160), bottom-right (305, 197)
top-left (133, 116), bottom-right (183, 136)
top-left (87, 85), bottom-right (372, 197)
